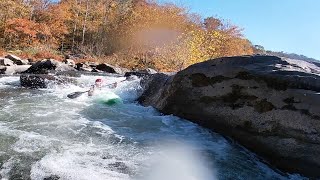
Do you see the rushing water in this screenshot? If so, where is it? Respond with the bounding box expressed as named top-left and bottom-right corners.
top-left (0, 74), bottom-right (306, 180)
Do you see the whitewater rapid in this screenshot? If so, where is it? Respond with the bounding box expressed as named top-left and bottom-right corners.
top-left (0, 74), bottom-right (305, 180)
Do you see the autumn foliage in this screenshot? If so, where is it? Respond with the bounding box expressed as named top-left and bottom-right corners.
top-left (0, 0), bottom-right (253, 71)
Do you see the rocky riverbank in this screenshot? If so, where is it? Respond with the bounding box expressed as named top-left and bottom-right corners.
top-left (0, 54), bottom-right (157, 88)
top-left (138, 55), bottom-right (320, 178)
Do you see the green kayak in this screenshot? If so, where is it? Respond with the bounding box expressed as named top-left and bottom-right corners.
top-left (94, 92), bottom-right (122, 106)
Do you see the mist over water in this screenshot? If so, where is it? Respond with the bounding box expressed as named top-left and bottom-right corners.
top-left (0, 74), bottom-right (305, 180)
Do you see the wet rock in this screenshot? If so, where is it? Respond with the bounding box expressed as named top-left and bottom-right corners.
top-left (96, 63), bottom-right (122, 74)
top-left (20, 74), bottom-right (55, 88)
top-left (24, 59), bottom-right (75, 74)
top-left (0, 66), bottom-right (6, 74)
top-left (138, 73), bottom-right (171, 103)
top-left (140, 68), bottom-right (157, 74)
top-left (87, 61), bottom-right (98, 68)
top-left (4, 54), bottom-right (29, 65)
top-left (139, 55), bottom-right (320, 178)
top-left (75, 62), bottom-right (93, 72)
top-left (0, 58), bottom-right (14, 66)
top-left (0, 65), bottom-right (31, 75)
top-left (5, 54), bottom-right (21, 62)
top-left (125, 68), bottom-right (158, 78)
top-left (62, 59), bottom-right (76, 67)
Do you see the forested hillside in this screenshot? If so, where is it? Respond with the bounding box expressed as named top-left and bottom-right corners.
top-left (253, 45), bottom-right (319, 64)
top-left (0, 0), bottom-right (253, 71)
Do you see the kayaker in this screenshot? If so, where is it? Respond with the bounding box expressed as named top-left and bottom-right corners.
top-left (88, 79), bottom-right (102, 96)
top-left (95, 78), bottom-right (118, 89)
top-left (95, 78), bottom-right (103, 89)
top-left (69, 76), bottom-right (133, 99)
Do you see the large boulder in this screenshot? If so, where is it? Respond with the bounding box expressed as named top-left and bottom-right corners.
top-left (20, 59), bottom-right (75, 88)
top-left (75, 62), bottom-right (98, 72)
top-left (96, 63), bottom-right (122, 74)
top-left (125, 68), bottom-right (158, 78)
top-left (139, 55), bottom-right (320, 178)
top-left (5, 54), bottom-right (28, 65)
top-left (0, 65), bottom-right (31, 75)
top-left (24, 59), bottom-right (75, 74)
top-left (62, 59), bottom-right (76, 67)
top-left (0, 58), bottom-right (14, 66)
top-left (20, 74), bottom-right (73, 88)
top-left (76, 62), bottom-right (91, 71)
top-left (20, 74), bottom-right (55, 88)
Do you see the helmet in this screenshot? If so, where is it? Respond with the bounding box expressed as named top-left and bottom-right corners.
top-left (95, 78), bottom-right (102, 83)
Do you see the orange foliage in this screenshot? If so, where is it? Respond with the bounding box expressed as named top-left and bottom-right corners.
top-left (34, 51), bottom-right (63, 61)
top-left (0, 48), bottom-right (5, 56)
top-left (0, 0), bottom-right (254, 71)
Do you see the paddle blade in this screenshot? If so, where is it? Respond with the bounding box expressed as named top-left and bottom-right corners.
top-left (67, 91), bottom-right (87, 99)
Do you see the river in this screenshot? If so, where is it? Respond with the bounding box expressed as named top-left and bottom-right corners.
top-left (0, 74), bottom-right (305, 180)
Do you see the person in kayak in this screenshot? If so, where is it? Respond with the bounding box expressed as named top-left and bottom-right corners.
top-left (95, 78), bottom-right (103, 89)
top-left (88, 78), bottom-right (118, 96)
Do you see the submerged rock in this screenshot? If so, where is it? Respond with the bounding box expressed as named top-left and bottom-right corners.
top-left (139, 55), bottom-right (320, 178)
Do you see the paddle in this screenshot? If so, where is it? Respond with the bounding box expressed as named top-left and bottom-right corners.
top-left (67, 90), bottom-right (89, 99)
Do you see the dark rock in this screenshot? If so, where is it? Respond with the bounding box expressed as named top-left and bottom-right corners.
top-left (254, 99), bottom-right (275, 113)
top-left (0, 66), bottom-right (6, 74)
top-left (4, 54), bottom-right (29, 65)
top-left (91, 68), bottom-right (103, 73)
top-left (20, 74), bottom-right (55, 88)
top-left (24, 59), bottom-right (75, 74)
top-left (138, 73), bottom-right (171, 103)
top-left (125, 68), bottom-right (158, 78)
top-left (75, 62), bottom-right (93, 72)
top-left (0, 65), bottom-right (31, 75)
top-left (5, 54), bottom-right (21, 62)
top-left (96, 63), bottom-right (122, 74)
top-left (62, 59), bottom-right (76, 67)
top-left (87, 62), bottom-right (98, 68)
top-left (138, 55), bottom-right (320, 178)
top-left (0, 58), bottom-right (14, 66)
top-left (20, 73), bottom-right (75, 88)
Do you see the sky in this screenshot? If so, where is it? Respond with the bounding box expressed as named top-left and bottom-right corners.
top-left (158, 0), bottom-right (320, 60)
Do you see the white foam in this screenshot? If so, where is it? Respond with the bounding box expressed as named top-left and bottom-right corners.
top-left (12, 133), bottom-right (60, 155)
top-left (30, 144), bottom-right (136, 180)
top-left (140, 142), bottom-right (217, 180)
top-left (0, 76), bottom-right (20, 88)
top-left (0, 157), bottom-right (17, 180)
